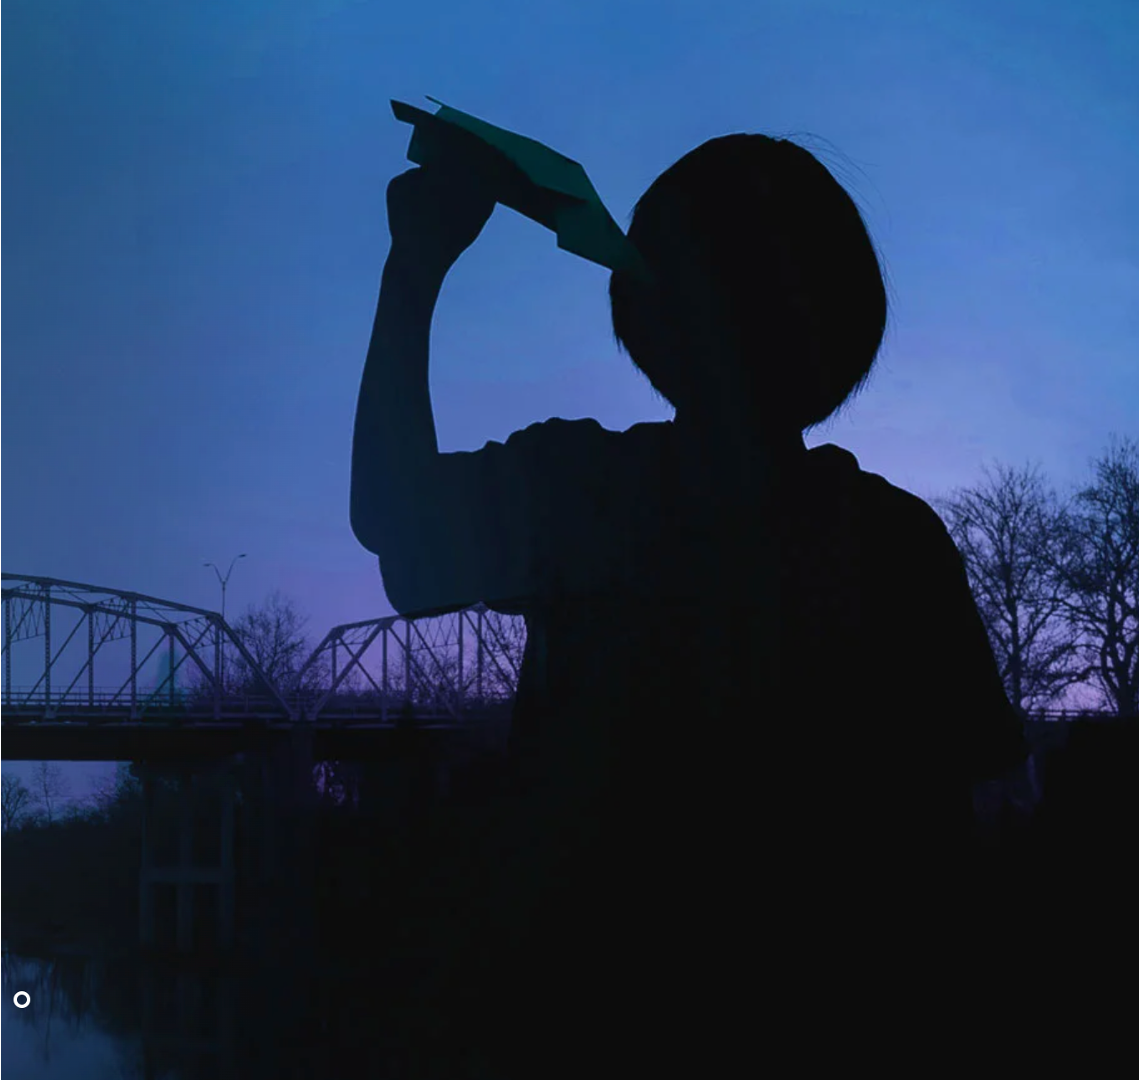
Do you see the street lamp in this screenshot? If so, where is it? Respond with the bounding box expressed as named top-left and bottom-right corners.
top-left (204, 554), bottom-right (247, 622)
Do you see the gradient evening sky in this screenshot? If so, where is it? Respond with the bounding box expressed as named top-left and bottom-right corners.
top-left (2, 1), bottom-right (1136, 794)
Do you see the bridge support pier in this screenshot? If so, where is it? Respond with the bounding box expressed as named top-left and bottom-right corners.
top-left (257, 727), bottom-right (317, 959)
top-left (138, 764), bottom-right (237, 954)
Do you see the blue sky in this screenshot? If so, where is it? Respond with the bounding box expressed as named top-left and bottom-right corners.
top-left (2, 0), bottom-right (1136, 794)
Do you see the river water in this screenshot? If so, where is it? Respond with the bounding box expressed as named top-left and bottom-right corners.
top-left (1, 944), bottom-right (463, 1079)
top-left (3, 950), bottom-right (142, 1080)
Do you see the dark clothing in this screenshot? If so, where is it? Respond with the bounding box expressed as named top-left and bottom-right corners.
top-left (388, 416), bottom-right (1025, 783)
top-left (381, 417), bottom-right (1027, 1073)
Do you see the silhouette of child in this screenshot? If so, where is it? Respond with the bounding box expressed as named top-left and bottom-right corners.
top-left (352, 133), bottom-right (1028, 1072)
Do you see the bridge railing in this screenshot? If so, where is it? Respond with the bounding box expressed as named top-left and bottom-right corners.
top-left (1022, 710), bottom-right (1134, 722)
top-left (1, 686), bottom-right (520, 724)
top-left (2, 688), bottom-right (297, 722)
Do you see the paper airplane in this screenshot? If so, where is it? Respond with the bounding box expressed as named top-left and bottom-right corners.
top-left (391, 96), bottom-right (651, 281)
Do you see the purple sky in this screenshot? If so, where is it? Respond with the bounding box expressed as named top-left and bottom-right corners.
top-left (3, 1), bottom-right (1136, 796)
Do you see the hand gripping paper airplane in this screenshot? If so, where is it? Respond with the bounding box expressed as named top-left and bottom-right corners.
top-left (391, 96), bottom-right (652, 282)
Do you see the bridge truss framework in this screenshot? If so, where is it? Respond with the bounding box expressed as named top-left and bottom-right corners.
top-left (1, 574), bottom-right (524, 726)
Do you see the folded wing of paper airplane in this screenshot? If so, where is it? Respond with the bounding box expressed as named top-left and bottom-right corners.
top-left (391, 96), bottom-right (650, 281)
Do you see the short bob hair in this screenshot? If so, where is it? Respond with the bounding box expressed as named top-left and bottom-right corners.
top-left (609, 134), bottom-right (887, 431)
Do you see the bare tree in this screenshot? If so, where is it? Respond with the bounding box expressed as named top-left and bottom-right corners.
top-left (374, 608), bottom-right (525, 708)
top-left (2, 774), bottom-right (33, 831)
top-left (230, 590), bottom-right (316, 694)
top-left (181, 591), bottom-right (324, 700)
top-left (1054, 437), bottom-right (1139, 716)
top-left (937, 463), bottom-right (1081, 712)
top-left (184, 593), bottom-right (524, 714)
top-left (29, 762), bottom-right (70, 826)
top-left (477, 609), bottom-right (526, 701)
top-left (90, 763), bottom-right (143, 819)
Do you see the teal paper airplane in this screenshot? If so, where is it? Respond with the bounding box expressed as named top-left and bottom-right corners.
top-left (391, 96), bottom-right (651, 282)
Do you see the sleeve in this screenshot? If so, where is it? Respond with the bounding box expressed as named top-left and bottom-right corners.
top-left (377, 417), bottom-right (613, 616)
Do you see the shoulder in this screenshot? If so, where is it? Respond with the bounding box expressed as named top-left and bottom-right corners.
top-left (508, 412), bottom-right (615, 447)
top-left (482, 417), bottom-right (665, 477)
top-left (501, 417), bottom-right (669, 448)
top-left (437, 417), bottom-right (645, 516)
top-left (500, 416), bottom-right (616, 457)
top-left (438, 417), bottom-right (617, 481)
top-left (808, 444), bottom-right (958, 555)
top-left (858, 472), bottom-right (951, 538)
top-left (439, 417), bottom-right (616, 466)
top-left (818, 446), bottom-right (949, 528)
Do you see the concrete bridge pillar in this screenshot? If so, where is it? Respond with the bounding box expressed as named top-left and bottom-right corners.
top-left (138, 762), bottom-right (237, 954)
top-left (214, 732), bottom-right (316, 965)
top-left (238, 727), bottom-right (320, 1060)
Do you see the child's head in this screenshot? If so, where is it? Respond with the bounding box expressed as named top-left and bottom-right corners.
top-left (609, 134), bottom-right (887, 432)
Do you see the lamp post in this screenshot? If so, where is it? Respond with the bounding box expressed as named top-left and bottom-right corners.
top-left (204, 555), bottom-right (246, 705)
top-left (204, 554), bottom-right (247, 622)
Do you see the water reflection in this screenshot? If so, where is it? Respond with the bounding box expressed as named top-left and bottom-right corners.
top-left (0, 748), bottom-right (521, 1079)
top-left (1, 945), bottom-right (435, 1079)
top-left (3, 949), bottom-right (145, 1079)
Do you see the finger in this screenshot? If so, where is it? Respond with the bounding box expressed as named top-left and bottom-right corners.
top-left (434, 168), bottom-right (498, 212)
top-left (389, 165), bottom-right (426, 189)
top-left (389, 166), bottom-right (496, 223)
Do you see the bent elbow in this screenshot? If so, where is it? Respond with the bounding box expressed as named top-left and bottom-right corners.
top-left (380, 567), bottom-right (434, 618)
top-left (379, 557), bottom-right (465, 618)
top-left (351, 516), bottom-right (448, 616)
top-left (350, 506), bottom-right (384, 557)
top-left (349, 477), bottom-right (406, 558)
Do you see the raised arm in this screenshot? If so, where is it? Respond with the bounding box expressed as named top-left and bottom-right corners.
top-left (350, 247), bottom-right (445, 556)
top-left (350, 167), bottom-right (495, 613)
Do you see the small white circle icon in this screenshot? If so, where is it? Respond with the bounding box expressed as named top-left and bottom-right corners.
top-left (13, 992), bottom-right (30, 1009)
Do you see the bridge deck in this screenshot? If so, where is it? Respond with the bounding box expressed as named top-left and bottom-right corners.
top-left (0, 713), bottom-right (512, 762)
